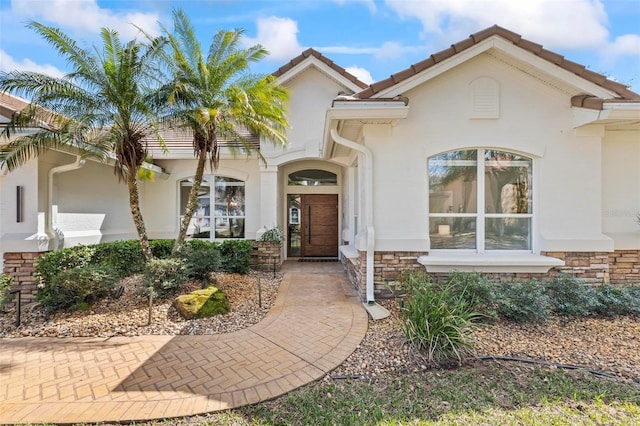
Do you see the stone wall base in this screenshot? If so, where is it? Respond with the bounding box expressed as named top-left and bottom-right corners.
top-left (251, 242), bottom-right (283, 271)
top-left (2, 252), bottom-right (43, 309)
top-left (3, 241), bottom-right (282, 310)
top-left (341, 249), bottom-right (640, 301)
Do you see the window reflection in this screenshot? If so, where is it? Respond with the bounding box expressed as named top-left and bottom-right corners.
top-left (180, 176), bottom-right (245, 239)
top-left (428, 149), bottom-right (532, 251)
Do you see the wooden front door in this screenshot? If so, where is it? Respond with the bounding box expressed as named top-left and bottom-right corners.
top-left (301, 194), bottom-right (338, 257)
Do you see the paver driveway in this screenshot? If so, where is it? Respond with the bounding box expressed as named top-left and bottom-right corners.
top-left (0, 261), bottom-right (368, 424)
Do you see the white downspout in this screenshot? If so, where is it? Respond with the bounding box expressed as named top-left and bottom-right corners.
top-left (47, 155), bottom-right (85, 249)
top-left (330, 128), bottom-right (375, 304)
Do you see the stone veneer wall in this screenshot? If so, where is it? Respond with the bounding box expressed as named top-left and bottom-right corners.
top-left (342, 249), bottom-right (640, 301)
top-left (609, 250), bottom-right (640, 284)
top-left (3, 252), bottom-right (43, 308)
top-left (250, 241), bottom-right (283, 271)
top-left (3, 241), bottom-right (282, 309)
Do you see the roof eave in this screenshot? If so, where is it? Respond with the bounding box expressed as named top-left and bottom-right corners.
top-left (322, 101), bottom-right (410, 158)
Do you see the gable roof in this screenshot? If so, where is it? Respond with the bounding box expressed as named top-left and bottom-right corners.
top-left (272, 48), bottom-right (369, 91)
top-left (355, 25), bottom-right (640, 108)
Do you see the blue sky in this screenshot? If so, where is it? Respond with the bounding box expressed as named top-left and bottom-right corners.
top-left (1, 0), bottom-right (639, 93)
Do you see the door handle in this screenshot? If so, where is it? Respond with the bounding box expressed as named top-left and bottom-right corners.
top-left (307, 206), bottom-right (311, 244)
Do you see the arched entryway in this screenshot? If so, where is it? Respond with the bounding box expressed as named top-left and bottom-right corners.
top-left (284, 165), bottom-right (342, 259)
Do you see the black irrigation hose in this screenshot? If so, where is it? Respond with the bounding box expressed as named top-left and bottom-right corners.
top-left (476, 355), bottom-right (640, 387)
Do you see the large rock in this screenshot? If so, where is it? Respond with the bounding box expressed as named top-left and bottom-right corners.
top-left (174, 286), bottom-right (229, 320)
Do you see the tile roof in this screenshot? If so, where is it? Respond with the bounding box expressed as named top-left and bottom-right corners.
top-left (145, 126), bottom-right (260, 154)
top-left (272, 48), bottom-right (369, 90)
top-left (355, 25), bottom-right (640, 106)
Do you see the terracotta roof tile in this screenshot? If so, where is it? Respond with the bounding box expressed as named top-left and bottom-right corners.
top-left (451, 37), bottom-right (475, 53)
top-left (537, 49), bottom-right (564, 65)
top-left (391, 68), bottom-right (414, 84)
top-left (145, 127), bottom-right (259, 153)
top-left (0, 92), bottom-right (30, 113)
top-left (431, 46), bottom-right (457, 63)
top-left (355, 25), bottom-right (640, 102)
top-left (272, 48), bottom-right (368, 89)
top-left (411, 57), bottom-right (436, 74)
top-left (517, 38), bottom-right (544, 54)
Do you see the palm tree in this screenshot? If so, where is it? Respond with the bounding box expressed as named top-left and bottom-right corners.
top-left (160, 9), bottom-right (289, 255)
top-left (0, 22), bottom-right (167, 262)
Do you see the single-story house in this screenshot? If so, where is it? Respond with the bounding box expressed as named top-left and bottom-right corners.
top-left (2, 25), bottom-right (639, 304)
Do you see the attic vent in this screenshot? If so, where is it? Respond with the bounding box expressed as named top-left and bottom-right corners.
top-left (469, 77), bottom-right (499, 119)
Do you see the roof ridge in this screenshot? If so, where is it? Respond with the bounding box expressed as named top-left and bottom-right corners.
top-left (355, 25), bottom-right (640, 101)
top-left (272, 48), bottom-right (369, 90)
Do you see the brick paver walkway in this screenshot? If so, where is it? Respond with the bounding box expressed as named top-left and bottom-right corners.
top-left (0, 261), bottom-right (368, 424)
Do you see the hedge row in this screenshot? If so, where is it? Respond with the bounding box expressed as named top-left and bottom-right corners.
top-left (400, 271), bottom-right (640, 323)
top-left (33, 239), bottom-right (254, 312)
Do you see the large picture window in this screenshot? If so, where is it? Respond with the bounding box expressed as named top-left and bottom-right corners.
top-left (180, 176), bottom-right (245, 239)
top-left (428, 149), bottom-right (532, 251)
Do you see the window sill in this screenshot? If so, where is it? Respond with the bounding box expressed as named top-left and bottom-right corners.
top-left (417, 252), bottom-right (565, 273)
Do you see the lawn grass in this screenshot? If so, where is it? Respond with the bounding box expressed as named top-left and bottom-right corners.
top-left (111, 360), bottom-right (639, 426)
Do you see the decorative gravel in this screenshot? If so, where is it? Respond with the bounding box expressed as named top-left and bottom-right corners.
top-left (330, 299), bottom-right (640, 384)
top-left (0, 271), bottom-right (281, 338)
top-left (1, 276), bottom-right (638, 385)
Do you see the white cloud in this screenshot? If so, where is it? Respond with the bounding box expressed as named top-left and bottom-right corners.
top-left (375, 41), bottom-right (425, 60)
top-left (0, 49), bottom-right (65, 78)
top-left (599, 33), bottom-right (640, 70)
top-left (10, 0), bottom-right (161, 39)
top-left (385, 0), bottom-right (610, 50)
top-left (244, 16), bottom-right (304, 61)
top-left (333, 0), bottom-right (377, 14)
top-left (345, 66), bottom-right (374, 84)
top-left (608, 34), bottom-right (640, 57)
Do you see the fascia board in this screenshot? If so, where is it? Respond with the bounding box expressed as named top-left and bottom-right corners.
top-left (374, 36), bottom-right (621, 100)
top-left (373, 39), bottom-right (498, 98)
top-left (275, 56), bottom-right (364, 92)
top-left (489, 38), bottom-right (619, 99)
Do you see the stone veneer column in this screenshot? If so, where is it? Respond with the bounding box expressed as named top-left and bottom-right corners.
top-left (3, 252), bottom-right (43, 307)
top-left (251, 242), bottom-right (282, 271)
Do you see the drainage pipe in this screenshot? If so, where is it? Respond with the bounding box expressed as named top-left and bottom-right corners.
top-left (330, 128), bottom-right (375, 304)
top-left (47, 155), bottom-right (85, 250)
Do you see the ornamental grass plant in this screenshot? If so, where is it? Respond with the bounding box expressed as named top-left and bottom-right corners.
top-left (399, 272), bottom-right (482, 365)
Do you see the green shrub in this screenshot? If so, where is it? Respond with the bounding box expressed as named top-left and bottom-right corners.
top-left (182, 241), bottom-right (222, 284)
top-left (545, 274), bottom-right (600, 316)
top-left (150, 239), bottom-right (175, 259)
top-left (0, 273), bottom-right (15, 312)
top-left (143, 258), bottom-right (187, 297)
top-left (35, 245), bottom-right (97, 286)
top-left (36, 265), bottom-right (119, 312)
top-left (447, 271), bottom-right (499, 320)
top-left (218, 240), bottom-right (253, 274)
top-left (595, 284), bottom-right (639, 316)
top-left (625, 285), bottom-right (640, 314)
top-left (400, 272), bottom-right (481, 365)
top-left (92, 240), bottom-right (145, 277)
top-left (496, 279), bottom-right (550, 322)
top-left (258, 226), bottom-right (285, 243)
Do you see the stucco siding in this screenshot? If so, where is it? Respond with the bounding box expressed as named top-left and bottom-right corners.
top-left (149, 158), bottom-right (262, 240)
top-left (265, 66), bottom-right (349, 160)
top-left (365, 52), bottom-right (614, 253)
top-left (602, 130), bottom-right (640, 234)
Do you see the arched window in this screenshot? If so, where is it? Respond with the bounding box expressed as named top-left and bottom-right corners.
top-left (428, 149), bottom-right (532, 251)
top-left (288, 169), bottom-right (337, 186)
top-left (180, 176), bottom-right (245, 239)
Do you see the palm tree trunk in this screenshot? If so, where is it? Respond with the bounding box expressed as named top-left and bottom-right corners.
top-left (172, 148), bottom-right (207, 256)
top-left (127, 172), bottom-right (153, 262)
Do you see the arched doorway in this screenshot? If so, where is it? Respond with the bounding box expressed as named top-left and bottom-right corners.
top-left (286, 168), bottom-right (340, 258)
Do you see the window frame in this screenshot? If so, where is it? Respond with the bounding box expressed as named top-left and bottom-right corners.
top-left (179, 175), bottom-right (246, 240)
top-left (428, 148), bottom-right (534, 253)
